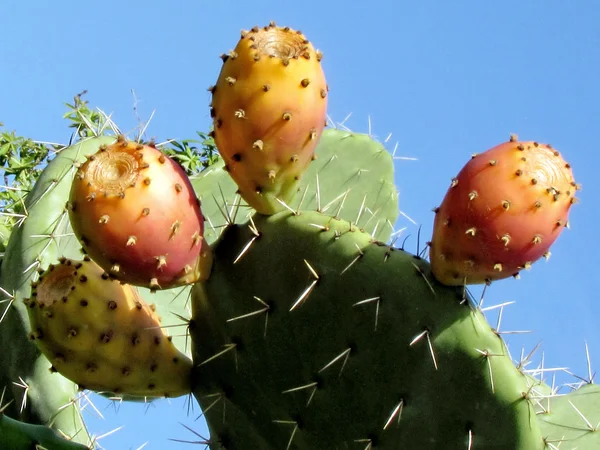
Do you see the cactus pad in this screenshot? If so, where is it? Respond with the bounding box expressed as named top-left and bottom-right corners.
top-left (190, 210), bottom-right (544, 449)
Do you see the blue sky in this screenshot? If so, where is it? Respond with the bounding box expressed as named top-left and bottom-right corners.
top-left (2, 1), bottom-right (599, 448)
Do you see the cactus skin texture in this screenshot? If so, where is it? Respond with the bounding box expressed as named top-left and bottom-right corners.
top-left (68, 135), bottom-right (212, 291)
top-left (429, 136), bottom-right (577, 286)
top-left (535, 383), bottom-right (600, 449)
top-left (210, 22), bottom-right (328, 215)
top-left (190, 210), bottom-right (543, 449)
top-left (0, 412), bottom-right (91, 450)
top-left (26, 256), bottom-right (193, 398)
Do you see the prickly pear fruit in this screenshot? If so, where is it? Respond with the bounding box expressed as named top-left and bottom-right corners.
top-left (68, 136), bottom-right (212, 290)
top-left (429, 136), bottom-right (578, 285)
top-left (210, 22), bottom-right (328, 215)
top-left (25, 256), bottom-right (193, 398)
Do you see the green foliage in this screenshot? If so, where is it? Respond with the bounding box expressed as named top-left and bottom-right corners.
top-left (163, 131), bottom-right (220, 175)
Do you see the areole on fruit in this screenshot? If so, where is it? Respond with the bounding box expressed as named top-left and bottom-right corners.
top-left (429, 135), bottom-right (579, 286)
top-left (68, 136), bottom-right (212, 290)
top-left (210, 21), bottom-right (328, 215)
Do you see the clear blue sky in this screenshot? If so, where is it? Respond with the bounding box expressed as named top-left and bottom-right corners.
top-left (2, 1), bottom-right (599, 448)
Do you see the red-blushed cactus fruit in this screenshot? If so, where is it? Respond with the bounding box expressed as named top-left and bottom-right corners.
top-left (429, 136), bottom-right (578, 286)
top-left (209, 21), bottom-right (328, 215)
top-left (25, 256), bottom-right (192, 398)
top-left (68, 136), bottom-right (212, 290)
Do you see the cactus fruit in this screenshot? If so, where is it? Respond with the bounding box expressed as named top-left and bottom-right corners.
top-left (190, 210), bottom-right (543, 449)
top-left (429, 136), bottom-right (578, 286)
top-left (26, 256), bottom-right (193, 398)
top-left (209, 22), bottom-right (328, 215)
top-left (68, 136), bottom-right (213, 290)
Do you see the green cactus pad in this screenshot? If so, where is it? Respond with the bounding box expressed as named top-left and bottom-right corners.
top-left (0, 411), bottom-right (91, 450)
top-left (190, 210), bottom-right (544, 449)
top-left (192, 128), bottom-right (399, 245)
top-left (535, 382), bottom-right (600, 449)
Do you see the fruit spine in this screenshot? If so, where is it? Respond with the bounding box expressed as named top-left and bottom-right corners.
top-left (210, 21), bottom-right (328, 215)
top-left (429, 136), bottom-right (578, 285)
top-left (68, 136), bottom-right (212, 290)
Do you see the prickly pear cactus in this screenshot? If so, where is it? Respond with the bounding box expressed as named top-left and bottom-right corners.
top-left (0, 20), bottom-right (593, 450)
top-left (190, 210), bottom-right (544, 449)
top-left (0, 134), bottom-right (203, 442)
